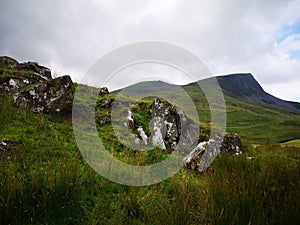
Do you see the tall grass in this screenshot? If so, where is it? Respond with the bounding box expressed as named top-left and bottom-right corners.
top-left (0, 96), bottom-right (299, 224)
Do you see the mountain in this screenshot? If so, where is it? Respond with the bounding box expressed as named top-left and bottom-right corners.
top-left (116, 73), bottom-right (300, 112)
top-left (216, 73), bottom-right (300, 112)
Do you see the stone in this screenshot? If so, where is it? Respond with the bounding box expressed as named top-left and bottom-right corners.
top-left (0, 56), bottom-right (52, 94)
top-left (126, 110), bottom-right (135, 130)
top-left (17, 61), bottom-right (51, 80)
top-left (96, 116), bottom-right (111, 125)
top-left (184, 132), bottom-right (243, 172)
top-left (137, 126), bottom-right (148, 145)
top-left (99, 87), bottom-right (109, 96)
top-left (13, 75), bottom-right (74, 114)
top-left (220, 132), bottom-right (243, 155)
top-left (0, 139), bottom-right (21, 159)
top-left (150, 98), bottom-right (199, 151)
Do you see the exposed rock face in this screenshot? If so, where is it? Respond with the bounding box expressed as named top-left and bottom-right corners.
top-left (13, 75), bottom-right (74, 114)
top-left (133, 98), bottom-right (199, 151)
top-left (151, 98), bottom-right (199, 151)
top-left (0, 140), bottom-right (21, 159)
top-left (184, 132), bottom-right (243, 172)
top-left (0, 56), bottom-right (52, 94)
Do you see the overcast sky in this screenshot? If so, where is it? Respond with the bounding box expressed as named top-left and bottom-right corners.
top-left (1, 0), bottom-right (300, 101)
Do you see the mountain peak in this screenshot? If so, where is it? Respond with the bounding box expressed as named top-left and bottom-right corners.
top-left (216, 73), bottom-right (300, 112)
top-left (216, 73), bottom-right (264, 97)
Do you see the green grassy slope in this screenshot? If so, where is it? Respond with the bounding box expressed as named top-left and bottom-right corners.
top-left (1, 86), bottom-right (300, 224)
top-left (181, 82), bottom-right (300, 144)
top-left (281, 139), bottom-right (300, 148)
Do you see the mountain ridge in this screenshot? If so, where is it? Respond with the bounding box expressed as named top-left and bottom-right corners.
top-left (216, 73), bottom-right (300, 112)
top-left (117, 73), bottom-right (300, 112)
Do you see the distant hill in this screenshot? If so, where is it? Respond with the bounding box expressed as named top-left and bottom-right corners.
top-left (114, 80), bottom-right (175, 95)
top-left (118, 73), bottom-right (300, 112)
top-left (216, 73), bottom-right (300, 112)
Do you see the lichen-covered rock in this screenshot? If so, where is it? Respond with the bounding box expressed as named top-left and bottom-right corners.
top-left (220, 133), bottom-right (243, 154)
top-left (184, 132), bottom-right (243, 172)
top-left (13, 75), bottom-right (74, 114)
top-left (18, 61), bottom-right (51, 80)
top-left (0, 139), bottom-right (21, 159)
top-left (0, 56), bottom-right (19, 69)
top-left (150, 98), bottom-right (199, 151)
top-left (0, 56), bottom-right (52, 94)
top-left (96, 116), bottom-right (111, 125)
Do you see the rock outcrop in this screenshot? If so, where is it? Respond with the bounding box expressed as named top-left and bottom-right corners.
top-left (149, 98), bottom-right (199, 151)
top-left (183, 132), bottom-right (243, 172)
top-left (13, 75), bottom-right (74, 114)
top-left (0, 56), bottom-right (75, 115)
top-left (0, 56), bottom-right (51, 94)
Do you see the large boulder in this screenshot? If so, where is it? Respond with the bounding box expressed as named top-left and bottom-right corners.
top-left (150, 98), bottom-right (199, 151)
top-left (184, 132), bottom-right (243, 172)
top-left (13, 75), bottom-right (74, 114)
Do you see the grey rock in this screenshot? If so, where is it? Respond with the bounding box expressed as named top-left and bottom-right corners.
top-left (0, 56), bottom-right (52, 94)
top-left (184, 132), bottom-right (243, 172)
top-left (150, 98), bottom-right (199, 151)
top-left (96, 116), bottom-right (111, 125)
top-left (13, 75), bottom-right (74, 114)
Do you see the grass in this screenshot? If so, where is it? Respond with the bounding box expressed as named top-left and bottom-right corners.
top-left (0, 92), bottom-right (300, 224)
top-left (281, 139), bottom-right (300, 148)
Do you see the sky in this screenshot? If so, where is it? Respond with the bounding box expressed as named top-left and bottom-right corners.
top-left (1, 0), bottom-right (300, 101)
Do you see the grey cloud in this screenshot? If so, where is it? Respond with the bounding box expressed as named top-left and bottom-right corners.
top-left (0, 0), bottom-right (300, 101)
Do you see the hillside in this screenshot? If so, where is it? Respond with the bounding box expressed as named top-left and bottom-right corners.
top-left (0, 56), bottom-right (300, 224)
top-left (118, 74), bottom-right (300, 144)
